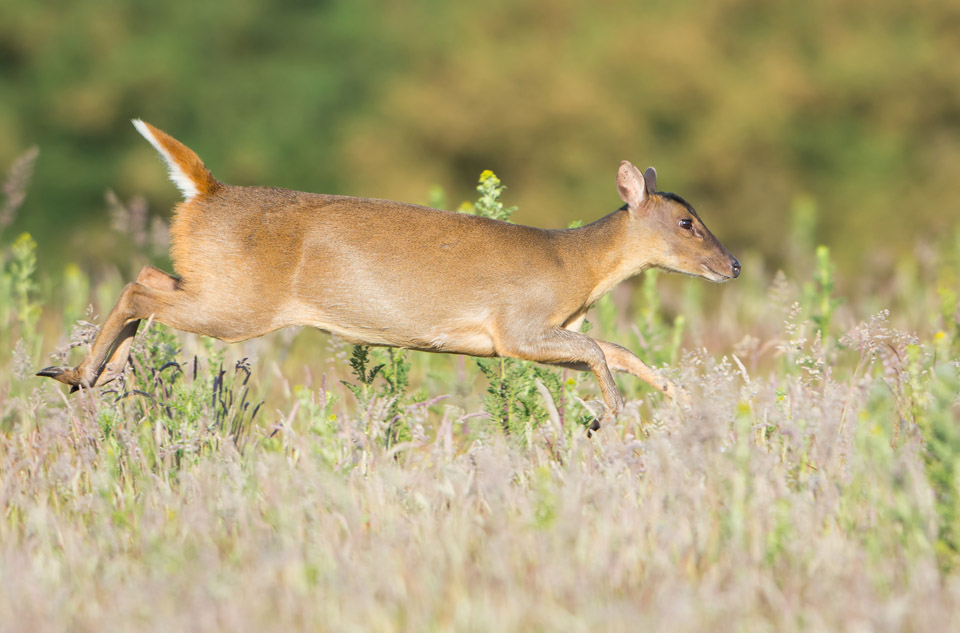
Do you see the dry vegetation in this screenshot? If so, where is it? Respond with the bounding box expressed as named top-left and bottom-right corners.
top-left (2, 156), bottom-right (960, 632)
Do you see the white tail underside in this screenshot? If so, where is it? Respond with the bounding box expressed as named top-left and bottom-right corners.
top-left (131, 118), bottom-right (199, 200)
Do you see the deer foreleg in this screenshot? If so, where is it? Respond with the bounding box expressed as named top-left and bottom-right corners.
top-left (496, 327), bottom-right (624, 430)
top-left (594, 339), bottom-right (690, 407)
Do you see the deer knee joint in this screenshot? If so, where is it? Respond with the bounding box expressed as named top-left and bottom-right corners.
top-left (136, 266), bottom-right (180, 292)
top-left (116, 282), bottom-right (158, 322)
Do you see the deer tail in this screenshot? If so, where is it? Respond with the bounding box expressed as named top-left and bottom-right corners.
top-left (132, 119), bottom-right (221, 200)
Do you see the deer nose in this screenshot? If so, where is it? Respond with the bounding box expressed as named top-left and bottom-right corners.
top-left (731, 258), bottom-right (741, 279)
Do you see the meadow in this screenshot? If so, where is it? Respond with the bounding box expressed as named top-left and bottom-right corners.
top-left (2, 153), bottom-right (960, 632)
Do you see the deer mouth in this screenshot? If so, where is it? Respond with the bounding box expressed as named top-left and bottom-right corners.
top-left (700, 264), bottom-right (734, 283)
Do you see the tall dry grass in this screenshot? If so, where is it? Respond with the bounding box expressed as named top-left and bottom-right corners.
top-left (1, 153), bottom-right (959, 632)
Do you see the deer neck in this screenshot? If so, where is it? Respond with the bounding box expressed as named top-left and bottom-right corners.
top-left (559, 208), bottom-right (650, 307)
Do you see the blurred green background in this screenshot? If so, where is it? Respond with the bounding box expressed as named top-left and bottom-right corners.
top-left (2, 0), bottom-right (959, 279)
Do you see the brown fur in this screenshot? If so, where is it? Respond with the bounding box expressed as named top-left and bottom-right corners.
top-left (38, 124), bottom-right (740, 428)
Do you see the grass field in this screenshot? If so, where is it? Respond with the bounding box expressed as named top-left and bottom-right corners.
top-left (2, 160), bottom-right (960, 631)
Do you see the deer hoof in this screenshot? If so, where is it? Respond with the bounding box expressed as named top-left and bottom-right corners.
top-left (586, 409), bottom-right (619, 437)
top-left (36, 366), bottom-right (85, 391)
top-left (37, 365), bottom-right (72, 381)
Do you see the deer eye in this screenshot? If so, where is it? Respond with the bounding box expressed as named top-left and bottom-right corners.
top-left (679, 218), bottom-right (693, 230)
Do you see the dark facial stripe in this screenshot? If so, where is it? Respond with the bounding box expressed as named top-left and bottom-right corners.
top-left (656, 191), bottom-right (702, 220)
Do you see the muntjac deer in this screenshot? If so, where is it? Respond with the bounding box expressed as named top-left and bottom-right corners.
top-left (39, 121), bottom-right (740, 429)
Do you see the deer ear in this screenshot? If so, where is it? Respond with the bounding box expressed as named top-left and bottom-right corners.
top-left (617, 161), bottom-right (647, 208)
top-left (643, 166), bottom-right (657, 194)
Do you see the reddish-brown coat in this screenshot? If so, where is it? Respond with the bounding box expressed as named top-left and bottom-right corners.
top-left (38, 123), bottom-right (740, 428)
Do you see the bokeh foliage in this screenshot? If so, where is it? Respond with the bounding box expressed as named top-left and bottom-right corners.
top-left (3, 0), bottom-right (960, 276)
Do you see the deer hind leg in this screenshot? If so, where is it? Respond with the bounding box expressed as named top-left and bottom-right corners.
top-left (496, 327), bottom-right (623, 430)
top-left (39, 266), bottom-right (201, 390)
top-left (92, 266), bottom-right (181, 388)
top-left (594, 339), bottom-right (690, 407)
